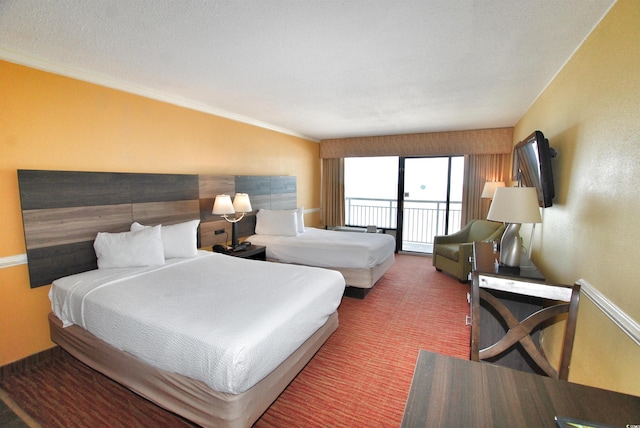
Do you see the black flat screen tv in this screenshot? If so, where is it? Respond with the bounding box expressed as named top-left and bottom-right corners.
top-left (512, 130), bottom-right (556, 207)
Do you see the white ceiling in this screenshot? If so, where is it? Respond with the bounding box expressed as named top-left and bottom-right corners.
top-left (0, 0), bottom-right (615, 141)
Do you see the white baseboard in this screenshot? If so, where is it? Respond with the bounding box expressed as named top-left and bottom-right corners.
top-left (577, 278), bottom-right (640, 347)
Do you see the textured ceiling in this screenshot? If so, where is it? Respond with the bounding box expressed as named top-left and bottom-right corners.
top-left (0, 0), bottom-right (615, 141)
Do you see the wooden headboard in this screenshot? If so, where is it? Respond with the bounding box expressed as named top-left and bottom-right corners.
top-left (18, 170), bottom-right (296, 288)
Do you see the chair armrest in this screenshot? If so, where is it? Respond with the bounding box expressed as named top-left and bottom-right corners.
top-left (459, 242), bottom-right (474, 260)
top-left (433, 221), bottom-right (473, 244)
top-left (484, 225), bottom-right (505, 242)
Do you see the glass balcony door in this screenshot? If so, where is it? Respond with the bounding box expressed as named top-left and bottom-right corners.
top-left (344, 156), bottom-right (399, 230)
top-left (343, 156), bottom-right (464, 254)
top-left (399, 157), bottom-right (464, 253)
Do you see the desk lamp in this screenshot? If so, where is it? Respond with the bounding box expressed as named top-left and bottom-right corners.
top-left (486, 187), bottom-right (541, 267)
top-left (212, 193), bottom-right (252, 251)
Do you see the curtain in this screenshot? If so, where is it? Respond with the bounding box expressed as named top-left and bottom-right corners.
top-left (461, 153), bottom-right (511, 225)
top-left (320, 158), bottom-right (345, 227)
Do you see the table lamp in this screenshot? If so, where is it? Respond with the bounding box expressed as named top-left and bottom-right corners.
top-left (212, 193), bottom-right (252, 250)
top-left (481, 181), bottom-right (505, 199)
top-left (486, 187), bottom-right (542, 267)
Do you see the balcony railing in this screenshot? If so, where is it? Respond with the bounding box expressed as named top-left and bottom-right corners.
top-left (345, 197), bottom-right (462, 250)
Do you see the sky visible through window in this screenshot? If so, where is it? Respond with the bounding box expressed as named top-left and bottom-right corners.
top-left (345, 157), bottom-right (398, 200)
top-left (344, 156), bottom-right (464, 202)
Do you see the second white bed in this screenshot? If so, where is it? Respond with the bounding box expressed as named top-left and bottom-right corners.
top-left (249, 227), bottom-right (394, 269)
top-left (248, 227), bottom-right (396, 292)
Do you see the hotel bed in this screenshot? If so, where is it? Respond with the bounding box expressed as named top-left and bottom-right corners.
top-left (49, 250), bottom-right (344, 427)
top-left (17, 170), bottom-right (346, 428)
top-left (248, 208), bottom-right (396, 297)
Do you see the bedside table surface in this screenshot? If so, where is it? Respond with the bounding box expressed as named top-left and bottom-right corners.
top-left (213, 244), bottom-right (266, 260)
top-left (235, 244), bottom-right (266, 257)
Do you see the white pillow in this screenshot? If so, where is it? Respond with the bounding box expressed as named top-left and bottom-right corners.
top-left (94, 225), bottom-right (165, 269)
top-left (255, 209), bottom-right (299, 236)
top-left (131, 219), bottom-right (200, 258)
top-left (296, 207), bottom-right (305, 233)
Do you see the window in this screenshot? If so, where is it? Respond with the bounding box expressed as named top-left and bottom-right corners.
top-left (344, 156), bottom-right (464, 253)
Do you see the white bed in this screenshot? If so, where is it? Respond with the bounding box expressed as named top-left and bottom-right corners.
top-left (49, 250), bottom-right (345, 426)
top-left (18, 171), bottom-right (345, 427)
top-left (248, 210), bottom-right (396, 296)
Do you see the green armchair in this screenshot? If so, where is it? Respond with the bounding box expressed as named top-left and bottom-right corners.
top-left (433, 219), bottom-right (505, 282)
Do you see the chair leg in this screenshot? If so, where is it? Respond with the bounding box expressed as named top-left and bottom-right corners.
top-left (558, 283), bottom-right (581, 380)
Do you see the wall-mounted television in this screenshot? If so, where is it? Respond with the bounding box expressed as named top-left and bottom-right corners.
top-left (512, 130), bottom-right (557, 207)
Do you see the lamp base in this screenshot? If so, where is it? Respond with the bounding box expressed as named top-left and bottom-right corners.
top-left (232, 242), bottom-right (248, 252)
top-left (231, 222), bottom-right (239, 248)
top-left (500, 223), bottom-right (522, 267)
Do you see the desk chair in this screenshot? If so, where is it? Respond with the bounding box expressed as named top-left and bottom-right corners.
top-left (470, 277), bottom-right (581, 380)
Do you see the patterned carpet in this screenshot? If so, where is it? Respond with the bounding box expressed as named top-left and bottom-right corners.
top-left (1, 254), bottom-right (470, 427)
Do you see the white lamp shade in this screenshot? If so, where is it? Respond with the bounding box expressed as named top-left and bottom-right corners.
top-left (481, 181), bottom-right (505, 198)
top-left (212, 194), bottom-right (235, 215)
top-left (487, 187), bottom-right (542, 224)
top-left (232, 193), bottom-right (252, 213)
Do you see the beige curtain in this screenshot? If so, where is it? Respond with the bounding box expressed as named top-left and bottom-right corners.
top-left (320, 158), bottom-right (345, 227)
top-left (461, 153), bottom-right (511, 225)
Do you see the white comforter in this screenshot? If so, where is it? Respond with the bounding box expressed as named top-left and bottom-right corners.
top-left (248, 227), bottom-right (395, 269)
top-left (49, 251), bottom-right (345, 394)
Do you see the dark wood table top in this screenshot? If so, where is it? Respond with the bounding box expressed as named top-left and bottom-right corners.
top-left (401, 350), bottom-right (640, 428)
top-left (473, 240), bottom-right (546, 282)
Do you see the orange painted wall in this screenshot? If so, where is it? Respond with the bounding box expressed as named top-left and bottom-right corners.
top-left (0, 60), bottom-right (320, 366)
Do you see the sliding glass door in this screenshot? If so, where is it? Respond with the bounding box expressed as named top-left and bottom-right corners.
top-left (399, 157), bottom-right (464, 253)
top-left (344, 155), bottom-right (463, 254)
top-left (344, 157), bottom-right (399, 230)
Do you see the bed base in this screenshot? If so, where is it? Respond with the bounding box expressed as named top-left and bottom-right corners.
top-left (330, 253), bottom-right (395, 299)
top-left (49, 311), bottom-right (338, 428)
top-left (337, 253), bottom-right (395, 289)
top-left (344, 286), bottom-right (371, 299)
top-left (266, 253), bottom-right (395, 299)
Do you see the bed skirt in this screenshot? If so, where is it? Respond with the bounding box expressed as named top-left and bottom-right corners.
top-left (49, 311), bottom-right (339, 428)
top-left (266, 253), bottom-right (395, 292)
top-left (337, 253), bottom-right (395, 289)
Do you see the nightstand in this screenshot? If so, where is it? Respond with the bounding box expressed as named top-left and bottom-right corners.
top-left (212, 244), bottom-right (266, 261)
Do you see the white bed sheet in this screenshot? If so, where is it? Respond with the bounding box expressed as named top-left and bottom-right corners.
top-left (248, 227), bottom-right (395, 269)
top-left (49, 251), bottom-right (345, 394)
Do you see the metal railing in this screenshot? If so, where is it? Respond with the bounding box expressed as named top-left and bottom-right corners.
top-left (345, 197), bottom-right (462, 249)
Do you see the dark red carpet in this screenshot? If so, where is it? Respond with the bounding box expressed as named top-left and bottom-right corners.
top-left (1, 254), bottom-right (470, 427)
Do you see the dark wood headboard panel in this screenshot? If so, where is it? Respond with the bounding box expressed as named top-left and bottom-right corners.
top-left (18, 170), bottom-right (296, 288)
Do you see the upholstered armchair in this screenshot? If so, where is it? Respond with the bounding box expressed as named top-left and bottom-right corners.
top-left (433, 219), bottom-right (505, 282)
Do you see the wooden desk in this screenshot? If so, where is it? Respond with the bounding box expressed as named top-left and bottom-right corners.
top-left (401, 350), bottom-right (640, 428)
top-left (472, 240), bottom-right (545, 282)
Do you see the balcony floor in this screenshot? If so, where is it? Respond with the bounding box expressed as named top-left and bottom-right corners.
top-left (401, 242), bottom-right (433, 254)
